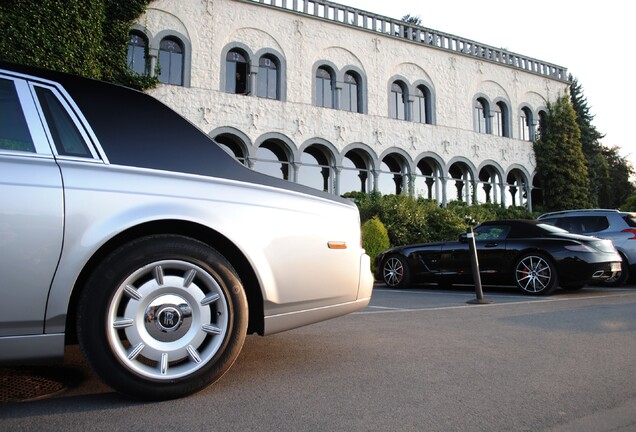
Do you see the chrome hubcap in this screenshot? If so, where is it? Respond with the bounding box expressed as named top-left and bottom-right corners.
top-left (107, 260), bottom-right (229, 380)
top-left (516, 256), bottom-right (552, 293)
top-left (384, 257), bottom-right (404, 286)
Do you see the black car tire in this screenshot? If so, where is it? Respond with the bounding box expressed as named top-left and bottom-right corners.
top-left (382, 255), bottom-right (411, 288)
top-left (77, 235), bottom-right (248, 400)
top-left (514, 253), bottom-right (558, 295)
top-left (598, 256), bottom-right (630, 287)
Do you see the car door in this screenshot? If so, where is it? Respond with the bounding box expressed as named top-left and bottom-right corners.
top-left (439, 225), bottom-right (510, 283)
top-left (0, 74), bottom-right (64, 336)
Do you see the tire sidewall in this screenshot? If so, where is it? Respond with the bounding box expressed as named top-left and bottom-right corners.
top-left (77, 234), bottom-right (248, 400)
top-left (382, 254), bottom-right (411, 289)
top-left (514, 252), bottom-right (558, 296)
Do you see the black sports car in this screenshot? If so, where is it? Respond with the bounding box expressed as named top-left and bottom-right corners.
top-left (374, 220), bottom-right (622, 295)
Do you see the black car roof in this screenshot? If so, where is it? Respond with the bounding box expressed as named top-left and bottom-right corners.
top-left (1, 61), bottom-right (348, 204)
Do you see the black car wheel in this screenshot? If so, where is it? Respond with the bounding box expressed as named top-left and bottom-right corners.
top-left (382, 255), bottom-right (411, 288)
top-left (77, 235), bottom-right (248, 400)
top-left (514, 253), bottom-right (558, 295)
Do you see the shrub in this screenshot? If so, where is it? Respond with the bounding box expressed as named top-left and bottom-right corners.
top-left (350, 193), bottom-right (536, 247)
top-left (622, 194), bottom-right (636, 211)
top-left (361, 216), bottom-right (390, 270)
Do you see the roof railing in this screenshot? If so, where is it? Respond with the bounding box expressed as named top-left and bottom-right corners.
top-left (238, 0), bottom-right (568, 81)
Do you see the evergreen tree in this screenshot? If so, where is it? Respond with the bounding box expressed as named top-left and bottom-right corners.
top-left (534, 94), bottom-right (591, 211)
top-left (568, 75), bottom-right (609, 207)
top-left (401, 14), bottom-right (422, 26)
top-left (601, 146), bottom-right (635, 208)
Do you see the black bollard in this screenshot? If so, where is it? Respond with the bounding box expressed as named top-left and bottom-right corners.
top-left (466, 227), bottom-right (493, 305)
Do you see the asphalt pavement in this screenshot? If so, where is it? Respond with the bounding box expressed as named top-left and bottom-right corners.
top-left (1, 282), bottom-right (635, 431)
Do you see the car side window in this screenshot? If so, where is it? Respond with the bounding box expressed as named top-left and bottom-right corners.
top-left (0, 78), bottom-right (35, 152)
top-left (580, 216), bottom-right (609, 233)
top-left (476, 226), bottom-right (510, 240)
top-left (556, 216), bottom-right (608, 233)
top-left (35, 86), bottom-right (91, 157)
top-left (555, 217), bottom-right (583, 233)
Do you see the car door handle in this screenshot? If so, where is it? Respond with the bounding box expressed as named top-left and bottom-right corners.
top-left (485, 242), bottom-right (499, 247)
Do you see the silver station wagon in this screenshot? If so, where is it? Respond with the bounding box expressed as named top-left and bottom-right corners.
top-left (0, 61), bottom-right (373, 400)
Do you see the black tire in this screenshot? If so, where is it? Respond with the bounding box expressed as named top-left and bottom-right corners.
top-left (514, 253), bottom-right (558, 295)
top-left (598, 256), bottom-right (630, 287)
top-left (77, 235), bottom-right (248, 400)
top-left (382, 255), bottom-right (411, 288)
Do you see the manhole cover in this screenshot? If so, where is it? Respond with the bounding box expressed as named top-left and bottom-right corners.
top-left (0, 367), bottom-right (71, 402)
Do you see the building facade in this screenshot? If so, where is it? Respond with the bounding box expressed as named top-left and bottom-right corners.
top-left (128, 0), bottom-right (569, 210)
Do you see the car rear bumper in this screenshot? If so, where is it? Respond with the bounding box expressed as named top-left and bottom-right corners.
top-left (589, 261), bottom-right (622, 281)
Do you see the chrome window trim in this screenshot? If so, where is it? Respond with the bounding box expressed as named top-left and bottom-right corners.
top-left (0, 68), bottom-right (108, 163)
top-left (28, 82), bottom-right (104, 162)
top-left (0, 73), bottom-right (53, 156)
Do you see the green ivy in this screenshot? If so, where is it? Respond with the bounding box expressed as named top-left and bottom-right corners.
top-left (0, 0), bottom-right (157, 90)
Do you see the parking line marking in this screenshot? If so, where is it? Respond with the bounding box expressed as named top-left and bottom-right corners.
top-left (354, 291), bottom-right (636, 315)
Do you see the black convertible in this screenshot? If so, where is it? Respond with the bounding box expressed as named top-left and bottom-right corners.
top-left (374, 220), bottom-right (622, 295)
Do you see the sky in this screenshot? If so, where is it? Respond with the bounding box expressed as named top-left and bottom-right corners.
top-left (338, 0), bottom-right (634, 162)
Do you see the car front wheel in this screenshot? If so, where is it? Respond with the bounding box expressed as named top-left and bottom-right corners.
top-left (514, 253), bottom-right (558, 295)
top-left (77, 235), bottom-right (248, 400)
top-left (382, 255), bottom-right (411, 288)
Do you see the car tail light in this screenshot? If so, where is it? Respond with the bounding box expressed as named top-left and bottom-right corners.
top-left (622, 228), bottom-right (636, 240)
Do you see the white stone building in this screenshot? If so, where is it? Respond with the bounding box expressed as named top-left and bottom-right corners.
top-left (128, 0), bottom-right (569, 210)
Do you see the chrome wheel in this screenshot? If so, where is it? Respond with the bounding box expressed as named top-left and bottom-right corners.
top-left (77, 235), bottom-right (248, 400)
top-left (382, 255), bottom-right (410, 288)
top-left (515, 254), bottom-right (557, 295)
top-left (108, 260), bottom-right (228, 380)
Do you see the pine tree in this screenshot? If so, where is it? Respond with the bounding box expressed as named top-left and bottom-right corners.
top-left (568, 75), bottom-right (609, 207)
top-left (601, 146), bottom-right (636, 208)
top-left (534, 94), bottom-right (591, 211)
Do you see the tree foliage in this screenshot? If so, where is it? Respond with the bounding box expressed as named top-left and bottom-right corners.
top-left (601, 145), bottom-right (635, 208)
top-left (0, 0), bottom-right (156, 90)
top-left (347, 192), bottom-right (533, 246)
top-left (401, 14), bottom-right (422, 26)
top-left (568, 75), bottom-right (609, 207)
top-left (361, 216), bottom-right (390, 269)
top-left (568, 75), bottom-right (635, 209)
top-left (534, 94), bottom-right (591, 211)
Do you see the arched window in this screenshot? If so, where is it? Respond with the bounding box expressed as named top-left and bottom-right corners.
top-left (315, 67), bottom-right (335, 108)
top-left (519, 107), bottom-right (533, 141)
top-left (257, 55), bottom-right (279, 100)
top-left (299, 145), bottom-right (332, 192)
top-left (537, 110), bottom-right (548, 140)
top-left (494, 101), bottom-right (510, 137)
top-left (412, 85), bottom-right (430, 124)
top-left (127, 31), bottom-right (148, 75)
top-left (254, 141), bottom-right (291, 180)
top-left (474, 98), bottom-right (489, 133)
top-left (215, 134), bottom-right (247, 165)
top-left (390, 81), bottom-right (407, 120)
top-left (226, 50), bottom-right (250, 94)
top-left (379, 154), bottom-right (408, 195)
top-left (342, 72), bottom-right (360, 113)
top-left (158, 37), bottom-right (184, 85)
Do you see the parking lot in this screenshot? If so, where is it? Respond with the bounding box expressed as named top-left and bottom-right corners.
top-left (1, 282), bottom-right (636, 431)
